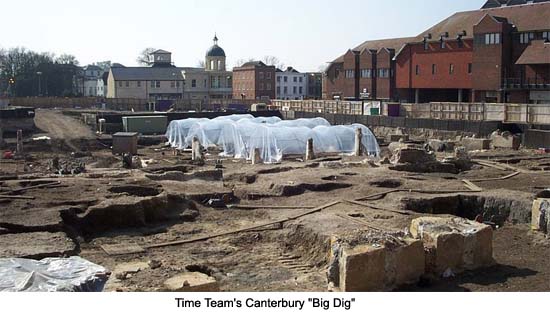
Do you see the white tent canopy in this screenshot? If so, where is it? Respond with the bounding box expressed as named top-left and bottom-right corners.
top-left (166, 116), bottom-right (379, 163)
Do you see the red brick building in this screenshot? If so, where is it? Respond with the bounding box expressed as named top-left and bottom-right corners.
top-left (232, 61), bottom-right (276, 100)
top-left (324, 1), bottom-right (550, 104)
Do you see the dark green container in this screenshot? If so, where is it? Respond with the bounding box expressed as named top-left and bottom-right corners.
top-left (370, 107), bottom-right (380, 115)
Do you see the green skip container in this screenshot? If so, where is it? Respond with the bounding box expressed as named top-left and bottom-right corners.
top-left (122, 116), bottom-right (167, 135)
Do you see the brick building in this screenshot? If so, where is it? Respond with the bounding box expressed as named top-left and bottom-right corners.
top-left (324, 1), bottom-right (550, 104)
top-left (232, 61), bottom-right (276, 100)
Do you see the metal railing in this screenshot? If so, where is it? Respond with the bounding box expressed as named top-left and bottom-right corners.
top-left (502, 77), bottom-right (550, 89)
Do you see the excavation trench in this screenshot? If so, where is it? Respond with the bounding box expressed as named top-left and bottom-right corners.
top-left (400, 193), bottom-right (533, 226)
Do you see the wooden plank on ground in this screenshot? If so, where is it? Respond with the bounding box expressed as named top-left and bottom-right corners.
top-left (101, 243), bottom-right (146, 256)
top-left (462, 179), bottom-right (483, 192)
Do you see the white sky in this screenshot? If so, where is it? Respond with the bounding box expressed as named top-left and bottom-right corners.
top-left (1, 0), bottom-right (483, 71)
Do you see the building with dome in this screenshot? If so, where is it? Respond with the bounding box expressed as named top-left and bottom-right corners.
top-left (107, 35), bottom-right (233, 108)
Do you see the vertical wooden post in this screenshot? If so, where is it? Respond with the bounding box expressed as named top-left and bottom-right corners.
top-left (305, 138), bottom-right (315, 161)
top-left (251, 147), bottom-right (262, 165)
top-left (16, 129), bottom-right (23, 154)
top-left (192, 136), bottom-right (203, 161)
top-left (354, 128), bottom-right (363, 157)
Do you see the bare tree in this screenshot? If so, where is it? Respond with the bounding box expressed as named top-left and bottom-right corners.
top-left (232, 58), bottom-right (255, 68)
top-left (136, 48), bottom-right (157, 66)
top-left (196, 60), bottom-right (205, 68)
top-left (56, 54), bottom-right (79, 65)
top-left (262, 56), bottom-right (285, 69)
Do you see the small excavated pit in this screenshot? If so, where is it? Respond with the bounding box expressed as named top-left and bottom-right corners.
top-left (369, 179), bottom-right (403, 188)
top-left (108, 185), bottom-right (162, 197)
top-left (401, 193), bottom-right (533, 225)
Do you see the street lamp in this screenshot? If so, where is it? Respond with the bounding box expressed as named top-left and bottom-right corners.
top-left (36, 72), bottom-right (43, 96)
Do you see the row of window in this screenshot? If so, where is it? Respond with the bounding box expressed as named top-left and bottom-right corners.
top-left (117, 80), bottom-right (182, 89)
top-left (276, 86), bottom-right (304, 95)
top-left (276, 76), bottom-right (304, 83)
top-left (258, 72), bottom-right (272, 80)
top-left (474, 31), bottom-right (550, 46)
top-left (415, 63), bottom-right (473, 75)
top-left (235, 83), bottom-right (273, 91)
top-left (344, 68), bottom-right (392, 79)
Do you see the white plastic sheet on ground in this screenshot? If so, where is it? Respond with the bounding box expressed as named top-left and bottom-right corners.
top-left (166, 116), bottom-right (380, 163)
top-left (0, 256), bottom-right (109, 292)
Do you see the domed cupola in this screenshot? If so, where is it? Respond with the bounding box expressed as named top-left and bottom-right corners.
top-left (205, 34), bottom-right (226, 71)
top-left (206, 35), bottom-right (226, 57)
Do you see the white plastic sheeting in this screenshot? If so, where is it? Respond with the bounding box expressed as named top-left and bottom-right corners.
top-left (0, 257), bottom-right (109, 292)
top-left (166, 116), bottom-right (380, 163)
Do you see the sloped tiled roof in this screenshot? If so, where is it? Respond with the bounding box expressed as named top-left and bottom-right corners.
top-left (332, 37), bottom-right (415, 63)
top-left (482, 0), bottom-right (550, 9)
top-left (111, 67), bottom-right (184, 80)
top-left (515, 40), bottom-right (550, 64)
top-left (415, 2), bottom-right (550, 42)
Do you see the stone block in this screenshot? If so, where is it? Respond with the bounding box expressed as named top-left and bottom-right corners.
top-left (532, 199), bottom-right (549, 234)
top-left (335, 237), bottom-right (425, 292)
top-left (339, 245), bottom-right (386, 292)
top-left (410, 217), bottom-right (493, 275)
top-left (386, 238), bottom-right (425, 287)
top-left (461, 138), bottom-right (491, 151)
top-left (491, 134), bottom-right (521, 150)
top-left (163, 272), bottom-right (219, 292)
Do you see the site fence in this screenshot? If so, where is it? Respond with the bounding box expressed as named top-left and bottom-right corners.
top-left (1, 97), bottom-right (266, 112)
top-left (272, 100), bottom-right (363, 115)
top-left (272, 100), bottom-right (550, 125)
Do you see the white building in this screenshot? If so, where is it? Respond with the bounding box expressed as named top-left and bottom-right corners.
top-left (81, 65), bottom-right (104, 97)
top-left (275, 67), bottom-right (307, 100)
top-left (107, 36), bottom-right (232, 104)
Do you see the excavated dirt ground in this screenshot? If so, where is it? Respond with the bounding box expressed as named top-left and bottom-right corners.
top-left (1, 109), bottom-right (549, 292)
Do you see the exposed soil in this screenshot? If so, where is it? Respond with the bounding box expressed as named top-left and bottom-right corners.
top-left (1, 109), bottom-right (549, 292)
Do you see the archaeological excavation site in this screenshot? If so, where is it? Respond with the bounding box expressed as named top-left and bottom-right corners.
top-left (0, 105), bottom-right (549, 292)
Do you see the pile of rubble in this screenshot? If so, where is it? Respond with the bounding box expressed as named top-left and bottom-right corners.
top-left (388, 143), bottom-right (471, 174)
top-left (48, 157), bottom-right (86, 175)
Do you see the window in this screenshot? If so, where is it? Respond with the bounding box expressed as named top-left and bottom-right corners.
top-left (345, 70), bottom-right (355, 78)
top-left (520, 32), bottom-right (535, 44)
top-left (277, 76), bottom-right (281, 82)
top-left (259, 72), bottom-right (264, 79)
top-left (284, 87), bottom-right (288, 94)
top-left (378, 68), bottom-right (389, 78)
top-left (266, 72), bottom-right (271, 79)
top-left (484, 33), bottom-right (501, 45)
top-left (137, 81), bottom-right (141, 87)
top-left (293, 87), bottom-right (297, 94)
top-left (118, 81), bottom-right (123, 88)
top-left (299, 87), bottom-right (303, 94)
top-left (424, 40), bottom-right (429, 50)
top-left (192, 79), bottom-right (197, 88)
top-left (259, 83), bottom-right (264, 90)
top-left (156, 81), bottom-right (161, 88)
top-left (284, 76), bottom-right (288, 82)
top-left (277, 87), bottom-right (281, 95)
top-left (266, 83), bottom-right (271, 90)
top-left (299, 77), bottom-right (303, 83)
top-left (415, 65), bottom-right (420, 76)
top-left (432, 64), bottom-right (437, 75)
top-left (176, 81), bottom-right (181, 88)
top-left (468, 63), bottom-right (472, 74)
top-left (125, 81), bottom-right (129, 87)
top-left (360, 69), bottom-right (372, 78)
top-left (544, 31), bottom-right (549, 41)
top-left (449, 64), bottom-right (454, 75)
top-left (293, 77), bottom-right (297, 83)
top-left (440, 41), bottom-right (445, 49)
top-left (170, 81), bottom-right (176, 88)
